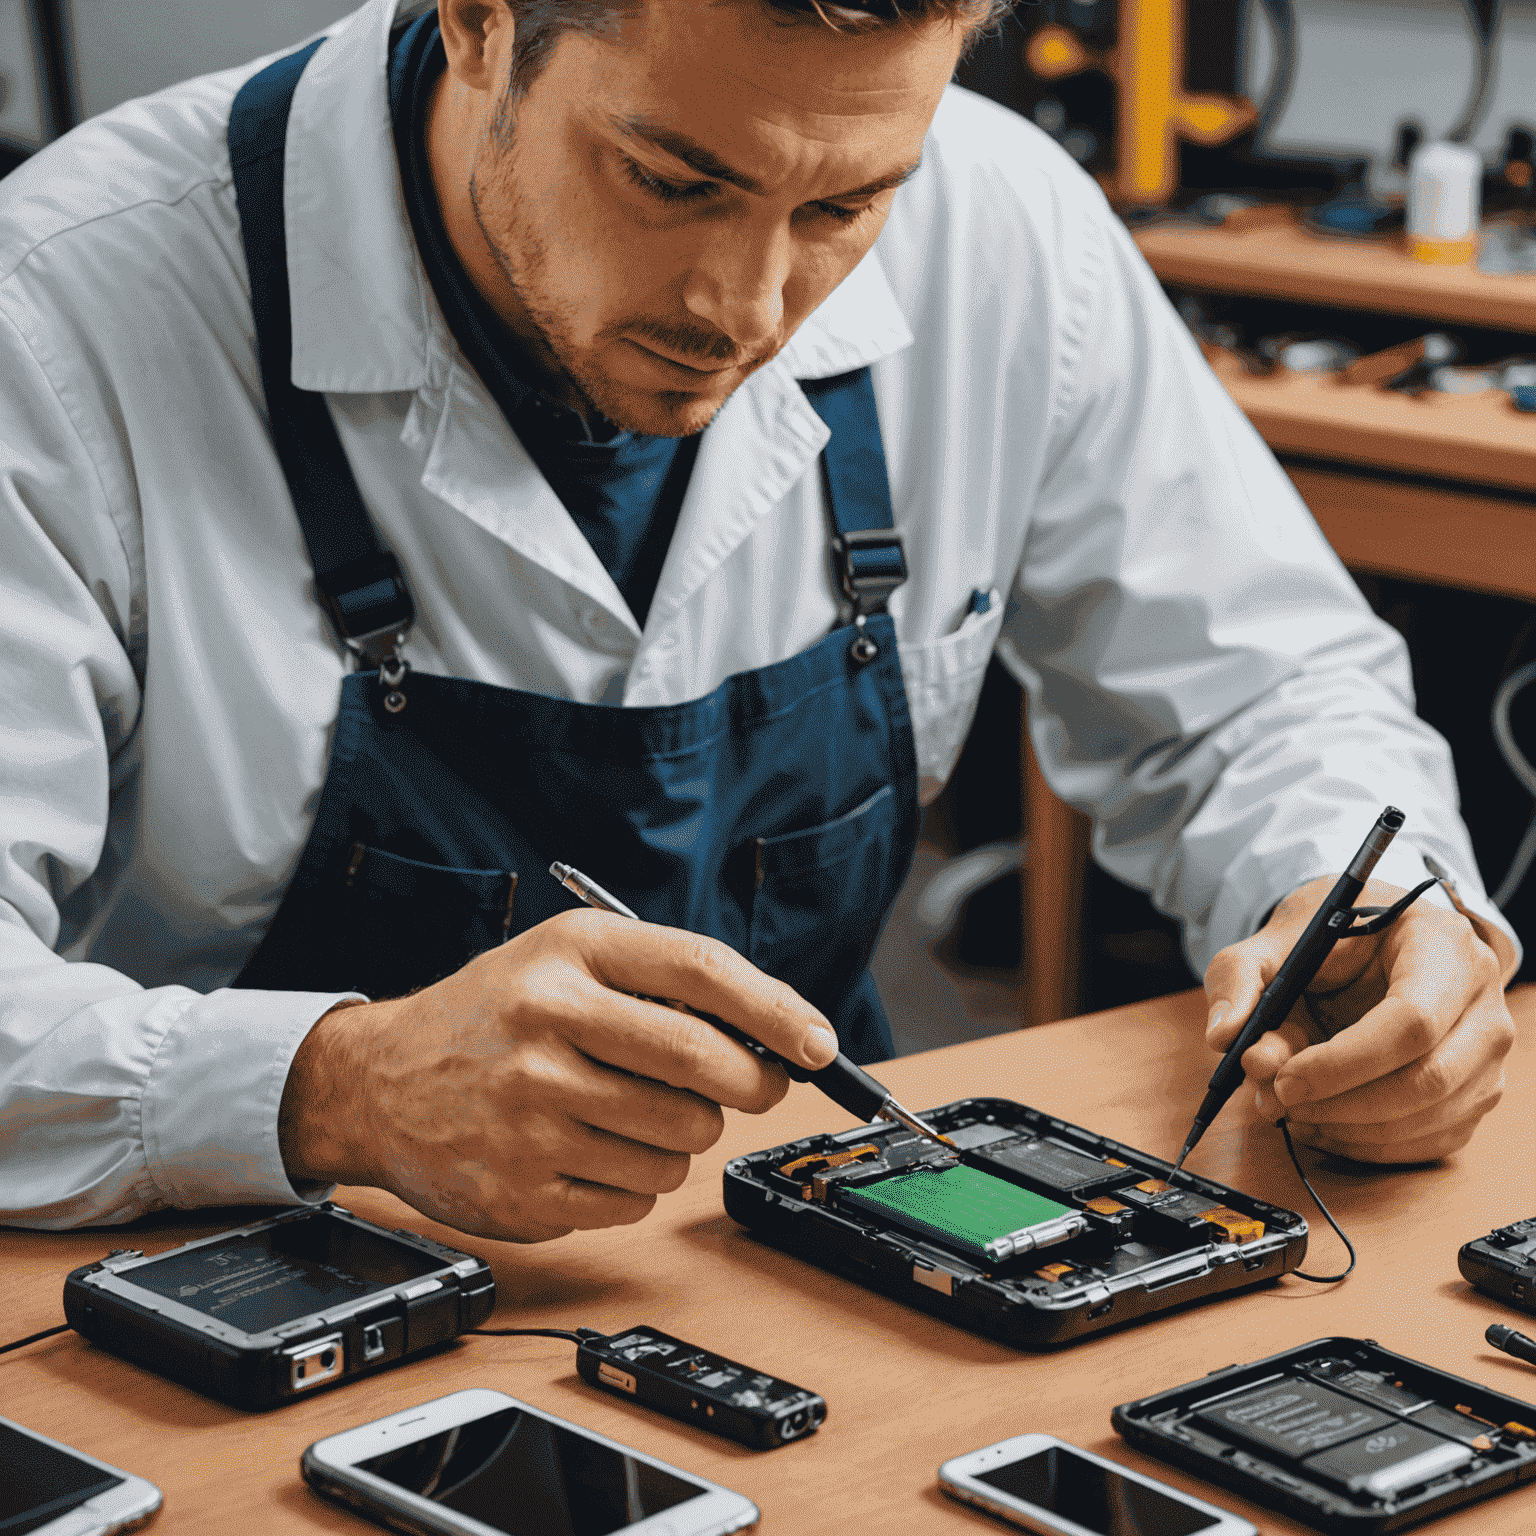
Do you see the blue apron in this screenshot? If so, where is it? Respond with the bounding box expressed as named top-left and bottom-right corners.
top-left (227, 42), bottom-right (920, 1063)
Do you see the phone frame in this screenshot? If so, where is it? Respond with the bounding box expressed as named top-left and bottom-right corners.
top-left (725, 1097), bottom-right (1307, 1348)
top-left (0, 1414), bottom-right (162, 1536)
top-left (938, 1433), bottom-right (1256, 1536)
top-left (301, 1387), bottom-right (760, 1536)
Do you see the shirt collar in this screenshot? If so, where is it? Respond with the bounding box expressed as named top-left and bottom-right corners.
top-left (282, 0), bottom-right (914, 395)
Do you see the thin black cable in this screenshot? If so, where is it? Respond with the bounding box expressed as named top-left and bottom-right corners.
top-left (0, 1323), bottom-right (72, 1356)
top-left (1448, 0), bottom-right (1502, 144)
top-left (1252, 0), bottom-right (1299, 156)
top-left (1279, 1118), bottom-right (1357, 1283)
top-left (468, 1327), bottom-right (590, 1344)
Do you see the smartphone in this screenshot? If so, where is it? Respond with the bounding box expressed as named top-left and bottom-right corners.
top-left (0, 1414), bottom-right (162, 1535)
top-left (302, 1387), bottom-right (759, 1536)
top-left (939, 1433), bottom-right (1256, 1536)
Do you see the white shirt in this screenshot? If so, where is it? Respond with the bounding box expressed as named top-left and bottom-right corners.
top-left (0, 0), bottom-right (1511, 1228)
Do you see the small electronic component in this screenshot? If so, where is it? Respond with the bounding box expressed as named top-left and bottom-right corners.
top-left (778, 1144), bottom-right (881, 1200)
top-left (1202, 1207), bottom-right (1265, 1244)
top-left (1303, 1423), bottom-right (1472, 1497)
top-left (1033, 1262), bottom-right (1077, 1282)
top-left (1327, 1370), bottom-right (1432, 1415)
top-left (1412, 1402), bottom-right (1499, 1448)
top-left (576, 1326), bottom-right (825, 1451)
top-left (838, 1164), bottom-right (1087, 1264)
top-left (1197, 1382), bottom-right (1395, 1458)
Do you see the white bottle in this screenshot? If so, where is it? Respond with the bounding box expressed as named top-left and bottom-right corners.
top-left (1406, 140), bottom-right (1482, 265)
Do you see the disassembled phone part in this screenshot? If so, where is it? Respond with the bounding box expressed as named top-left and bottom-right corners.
top-left (1459, 1216), bottom-right (1536, 1314)
top-left (577, 1325), bottom-right (825, 1450)
top-left (63, 1203), bottom-right (495, 1409)
top-left (1114, 1336), bottom-right (1536, 1534)
top-left (726, 1097), bottom-right (1307, 1347)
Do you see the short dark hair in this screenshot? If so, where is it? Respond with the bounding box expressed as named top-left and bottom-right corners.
top-left (500, 0), bottom-right (1017, 103)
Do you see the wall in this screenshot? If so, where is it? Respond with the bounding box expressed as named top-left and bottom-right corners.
top-left (1243, 0), bottom-right (1536, 164)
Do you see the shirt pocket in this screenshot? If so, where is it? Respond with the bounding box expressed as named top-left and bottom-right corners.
top-left (897, 590), bottom-right (1008, 804)
top-left (746, 783), bottom-right (900, 1010)
top-left (337, 843), bottom-right (518, 998)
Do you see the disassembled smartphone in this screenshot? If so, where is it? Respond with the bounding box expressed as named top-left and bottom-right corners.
top-left (0, 1414), bottom-right (162, 1536)
top-left (63, 1203), bottom-right (494, 1409)
top-left (724, 1097), bottom-right (1307, 1345)
top-left (302, 1386), bottom-right (759, 1536)
top-left (1113, 1336), bottom-right (1536, 1534)
top-left (1459, 1215), bottom-right (1536, 1313)
top-left (939, 1431), bottom-right (1256, 1536)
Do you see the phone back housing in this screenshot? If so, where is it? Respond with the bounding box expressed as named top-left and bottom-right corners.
top-left (1113, 1336), bottom-right (1536, 1533)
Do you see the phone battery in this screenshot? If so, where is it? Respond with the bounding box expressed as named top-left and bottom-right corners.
top-left (838, 1164), bottom-right (1078, 1263)
top-left (972, 1137), bottom-right (1136, 1200)
top-left (577, 1327), bottom-right (825, 1450)
top-left (1302, 1423), bottom-right (1473, 1496)
top-left (1196, 1381), bottom-right (1394, 1458)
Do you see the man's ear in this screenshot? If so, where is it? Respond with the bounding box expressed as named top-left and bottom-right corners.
top-left (437, 0), bottom-right (516, 93)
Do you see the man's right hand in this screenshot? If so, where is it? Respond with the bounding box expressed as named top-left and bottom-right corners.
top-left (277, 910), bottom-right (839, 1243)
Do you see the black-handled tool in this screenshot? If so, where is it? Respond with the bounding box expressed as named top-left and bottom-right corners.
top-left (1488, 1322), bottom-right (1536, 1369)
top-left (1171, 806), bottom-right (1440, 1177)
top-left (549, 861), bottom-right (951, 1147)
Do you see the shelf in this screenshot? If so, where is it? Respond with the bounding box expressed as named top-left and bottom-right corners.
top-left (1206, 353), bottom-right (1536, 493)
top-left (1134, 211), bottom-right (1536, 333)
top-left (1287, 463), bottom-right (1536, 603)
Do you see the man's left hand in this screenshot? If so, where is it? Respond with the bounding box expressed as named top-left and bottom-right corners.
top-left (1202, 876), bottom-right (1517, 1163)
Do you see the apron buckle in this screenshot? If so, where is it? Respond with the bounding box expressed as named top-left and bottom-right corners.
top-left (831, 530), bottom-right (906, 664)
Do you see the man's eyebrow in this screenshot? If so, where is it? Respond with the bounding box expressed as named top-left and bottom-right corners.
top-left (612, 116), bottom-right (922, 201)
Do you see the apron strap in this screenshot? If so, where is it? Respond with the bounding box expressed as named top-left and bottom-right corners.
top-left (227, 41), bottom-right (416, 658)
top-left (801, 369), bottom-right (907, 620)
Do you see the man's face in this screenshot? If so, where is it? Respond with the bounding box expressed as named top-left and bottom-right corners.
top-left (455, 0), bottom-right (966, 436)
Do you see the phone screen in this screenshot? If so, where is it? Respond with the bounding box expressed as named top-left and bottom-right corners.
top-left (356, 1405), bottom-right (708, 1536)
top-left (974, 1445), bottom-right (1220, 1536)
top-left (0, 1421), bottom-right (123, 1530)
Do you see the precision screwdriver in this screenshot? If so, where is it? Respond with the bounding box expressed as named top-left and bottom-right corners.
top-left (550, 861), bottom-right (952, 1149)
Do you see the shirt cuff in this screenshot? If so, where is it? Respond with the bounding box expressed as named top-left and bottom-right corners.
top-left (141, 988), bottom-right (364, 1209)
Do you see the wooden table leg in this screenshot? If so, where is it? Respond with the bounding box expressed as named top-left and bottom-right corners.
top-left (1021, 713), bottom-right (1093, 1028)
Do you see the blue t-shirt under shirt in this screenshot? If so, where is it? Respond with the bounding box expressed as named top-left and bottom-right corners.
top-left (387, 13), bottom-right (699, 628)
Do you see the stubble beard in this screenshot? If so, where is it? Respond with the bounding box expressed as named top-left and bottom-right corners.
top-left (469, 130), bottom-right (737, 439)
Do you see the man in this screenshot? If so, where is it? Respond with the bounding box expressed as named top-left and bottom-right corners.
top-left (0, 0), bottom-right (1517, 1241)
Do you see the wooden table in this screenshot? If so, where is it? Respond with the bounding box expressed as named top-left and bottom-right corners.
top-left (5, 987), bottom-right (1534, 1533)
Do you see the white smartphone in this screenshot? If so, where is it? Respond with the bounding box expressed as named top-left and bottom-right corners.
top-left (938, 1433), bottom-right (1257, 1536)
top-left (301, 1387), bottom-right (759, 1536)
top-left (0, 1414), bottom-right (162, 1535)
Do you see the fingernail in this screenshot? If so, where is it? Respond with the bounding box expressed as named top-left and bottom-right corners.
top-left (1274, 1076), bottom-right (1308, 1107)
top-left (806, 1024), bottom-right (838, 1064)
top-left (1206, 1002), bottom-right (1228, 1037)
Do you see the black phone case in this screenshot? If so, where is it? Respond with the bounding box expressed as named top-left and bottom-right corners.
top-left (1458, 1217), bottom-right (1536, 1313)
top-left (723, 1096), bottom-right (1308, 1347)
top-left (63, 1203), bottom-right (495, 1410)
top-left (1112, 1336), bottom-right (1536, 1534)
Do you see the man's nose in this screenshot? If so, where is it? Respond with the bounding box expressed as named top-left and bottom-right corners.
top-left (682, 221), bottom-right (788, 357)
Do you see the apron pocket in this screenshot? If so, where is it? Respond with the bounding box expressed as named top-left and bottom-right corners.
top-left (747, 784), bottom-right (898, 1006)
top-left (336, 843), bottom-right (518, 999)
